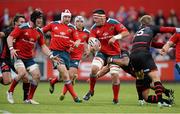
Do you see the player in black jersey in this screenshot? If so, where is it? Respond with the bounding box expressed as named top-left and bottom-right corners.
top-left (93, 49), bottom-right (174, 106)
top-left (0, 14), bottom-right (30, 101)
top-left (130, 15), bottom-right (176, 108)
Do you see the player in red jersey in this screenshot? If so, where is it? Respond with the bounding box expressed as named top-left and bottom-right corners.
top-left (83, 9), bottom-right (130, 104)
top-left (43, 9), bottom-right (82, 103)
top-left (0, 15), bottom-right (26, 85)
top-left (160, 29), bottom-right (180, 74)
top-left (6, 10), bottom-right (59, 104)
top-left (0, 14), bottom-right (31, 102)
top-left (59, 16), bottom-right (89, 100)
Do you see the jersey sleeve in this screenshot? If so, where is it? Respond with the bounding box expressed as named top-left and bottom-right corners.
top-left (9, 26), bottom-right (22, 39)
top-left (170, 33), bottom-right (179, 44)
top-left (115, 23), bottom-right (128, 33)
top-left (42, 23), bottom-right (52, 33)
top-left (151, 26), bottom-right (176, 34)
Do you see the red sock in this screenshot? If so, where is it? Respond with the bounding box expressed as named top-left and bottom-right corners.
top-left (50, 77), bottom-right (58, 85)
top-left (90, 77), bottom-right (96, 93)
top-left (65, 82), bottom-right (77, 99)
top-left (9, 79), bottom-right (19, 93)
top-left (28, 84), bottom-right (37, 100)
top-left (62, 85), bottom-right (68, 95)
top-left (112, 84), bottom-right (120, 101)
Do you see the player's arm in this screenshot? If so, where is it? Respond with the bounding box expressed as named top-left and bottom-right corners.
top-left (38, 31), bottom-right (60, 63)
top-left (7, 27), bottom-right (21, 58)
top-left (108, 23), bottom-right (130, 45)
top-left (152, 26), bottom-right (176, 33)
top-left (151, 42), bottom-right (165, 49)
top-left (96, 65), bottom-right (110, 79)
top-left (42, 23), bottom-right (52, 33)
top-left (108, 56), bottom-right (129, 66)
top-left (160, 33), bottom-right (177, 55)
top-left (0, 32), bottom-right (5, 38)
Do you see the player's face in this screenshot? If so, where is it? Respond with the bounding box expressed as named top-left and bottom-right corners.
top-left (93, 16), bottom-right (105, 26)
top-left (15, 17), bottom-right (25, 26)
top-left (75, 20), bottom-right (84, 30)
top-left (62, 15), bottom-right (71, 24)
top-left (35, 17), bottom-right (43, 27)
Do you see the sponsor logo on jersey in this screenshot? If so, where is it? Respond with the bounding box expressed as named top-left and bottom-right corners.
top-left (96, 30), bottom-right (100, 34)
top-left (103, 32), bottom-right (109, 36)
top-left (60, 32), bottom-right (66, 35)
top-left (54, 26), bottom-right (58, 30)
top-left (67, 29), bottom-right (72, 33)
top-left (109, 26), bottom-right (115, 31)
top-left (24, 32), bottom-right (29, 36)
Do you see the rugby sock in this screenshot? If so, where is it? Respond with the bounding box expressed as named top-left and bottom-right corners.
top-left (28, 80), bottom-right (38, 100)
top-left (50, 77), bottom-right (58, 85)
top-left (89, 74), bottom-right (96, 93)
top-left (146, 95), bottom-right (158, 103)
top-left (9, 79), bottom-right (19, 93)
top-left (65, 80), bottom-right (77, 99)
top-left (112, 84), bottom-right (120, 101)
top-left (136, 79), bottom-right (144, 100)
top-left (23, 82), bottom-right (30, 100)
top-left (146, 95), bottom-right (171, 104)
top-left (62, 85), bottom-right (68, 95)
top-left (154, 81), bottom-right (163, 103)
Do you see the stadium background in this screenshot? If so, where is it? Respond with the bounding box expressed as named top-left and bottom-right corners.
top-left (0, 0), bottom-right (180, 81)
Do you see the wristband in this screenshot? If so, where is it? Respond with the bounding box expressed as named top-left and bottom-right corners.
top-left (113, 34), bottom-right (122, 40)
top-left (9, 46), bottom-right (14, 51)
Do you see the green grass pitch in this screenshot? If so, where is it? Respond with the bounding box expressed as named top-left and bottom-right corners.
top-left (0, 82), bottom-right (180, 113)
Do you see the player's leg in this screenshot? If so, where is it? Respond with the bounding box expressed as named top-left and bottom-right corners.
top-left (24, 59), bottom-right (40, 104)
top-left (60, 60), bottom-right (79, 101)
top-left (109, 64), bottom-right (121, 104)
top-left (49, 68), bottom-right (60, 94)
top-left (55, 51), bottom-right (82, 103)
top-left (0, 63), bottom-right (12, 85)
top-left (7, 59), bottom-right (27, 104)
top-left (83, 54), bottom-right (105, 101)
top-left (22, 73), bottom-right (30, 101)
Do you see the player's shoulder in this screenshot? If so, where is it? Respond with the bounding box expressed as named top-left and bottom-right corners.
top-left (19, 23), bottom-right (31, 29)
top-left (83, 28), bottom-right (90, 34)
top-left (107, 18), bottom-right (120, 24)
top-left (68, 23), bottom-right (76, 29)
top-left (36, 27), bottom-right (44, 35)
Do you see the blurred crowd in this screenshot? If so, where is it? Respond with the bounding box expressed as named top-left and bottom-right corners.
top-left (1, 6), bottom-right (179, 61)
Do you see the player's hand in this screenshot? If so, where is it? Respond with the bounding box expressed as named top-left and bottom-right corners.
top-left (10, 48), bottom-right (19, 59)
top-left (159, 48), bottom-right (167, 55)
top-left (50, 54), bottom-right (61, 64)
top-left (74, 39), bottom-right (81, 48)
top-left (108, 37), bottom-right (116, 45)
top-left (84, 49), bottom-right (91, 57)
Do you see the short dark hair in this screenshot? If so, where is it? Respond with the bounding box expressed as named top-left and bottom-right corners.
top-left (93, 9), bottom-right (106, 15)
top-left (13, 14), bottom-right (25, 25)
top-left (30, 9), bottom-right (43, 23)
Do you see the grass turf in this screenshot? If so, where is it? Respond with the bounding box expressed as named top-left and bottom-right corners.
top-left (0, 82), bottom-right (180, 113)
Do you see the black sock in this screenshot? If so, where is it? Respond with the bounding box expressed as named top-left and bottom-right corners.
top-left (23, 82), bottom-right (30, 101)
top-left (154, 81), bottom-right (163, 103)
top-left (146, 95), bottom-right (158, 103)
top-left (136, 79), bottom-right (144, 100)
